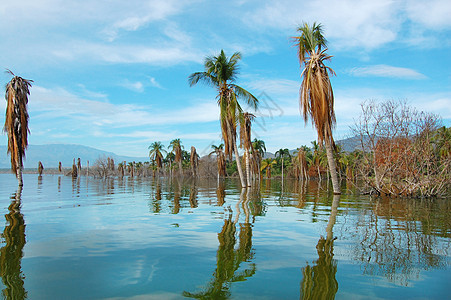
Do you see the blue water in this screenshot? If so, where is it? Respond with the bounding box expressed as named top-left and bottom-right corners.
top-left (0, 174), bottom-right (449, 299)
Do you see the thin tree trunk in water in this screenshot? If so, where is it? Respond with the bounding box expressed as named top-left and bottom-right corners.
top-left (281, 159), bottom-right (284, 187)
top-left (325, 140), bottom-right (341, 194)
top-left (234, 138), bottom-right (246, 188)
top-left (317, 165), bottom-right (321, 183)
top-left (16, 158), bottom-right (23, 186)
top-left (245, 149), bottom-right (251, 187)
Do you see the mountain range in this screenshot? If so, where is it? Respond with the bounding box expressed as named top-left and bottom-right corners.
top-left (0, 144), bottom-right (148, 169)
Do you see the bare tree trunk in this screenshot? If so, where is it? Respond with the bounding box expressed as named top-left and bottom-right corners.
top-left (281, 159), bottom-right (284, 187)
top-left (233, 138), bottom-right (246, 188)
top-left (325, 140), bottom-right (341, 194)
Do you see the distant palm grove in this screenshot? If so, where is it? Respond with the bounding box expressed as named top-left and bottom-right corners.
top-left (3, 23), bottom-right (450, 197)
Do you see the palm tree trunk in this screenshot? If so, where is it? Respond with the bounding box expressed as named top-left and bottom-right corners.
top-left (281, 159), bottom-right (284, 187)
top-left (233, 138), bottom-right (246, 188)
top-left (325, 140), bottom-right (341, 194)
top-left (317, 165), bottom-right (321, 183)
top-left (245, 149), bottom-right (251, 187)
top-left (16, 158), bottom-right (23, 186)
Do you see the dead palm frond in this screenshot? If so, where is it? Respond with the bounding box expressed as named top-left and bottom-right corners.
top-left (4, 70), bottom-right (33, 184)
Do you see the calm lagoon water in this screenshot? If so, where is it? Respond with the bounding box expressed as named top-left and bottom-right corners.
top-left (0, 174), bottom-right (450, 299)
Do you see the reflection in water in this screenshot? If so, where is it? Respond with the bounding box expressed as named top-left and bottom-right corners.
top-left (300, 195), bottom-right (340, 300)
top-left (350, 197), bottom-right (450, 286)
top-left (189, 184), bottom-right (198, 209)
top-left (216, 181), bottom-right (226, 207)
top-left (150, 180), bottom-right (163, 213)
top-left (0, 188), bottom-right (27, 299)
top-left (184, 189), bottom-right (256, 299)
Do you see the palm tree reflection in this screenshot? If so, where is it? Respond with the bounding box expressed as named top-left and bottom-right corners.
top-left (300, 195), bottom-right (340, 300)
top-left (0, 188), bottom-right (27, 299)
top-left (184, 189), bottom-right (256, 299)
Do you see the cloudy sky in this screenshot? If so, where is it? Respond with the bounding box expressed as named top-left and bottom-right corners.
top-left (1, 0), bottom-right (450, 157)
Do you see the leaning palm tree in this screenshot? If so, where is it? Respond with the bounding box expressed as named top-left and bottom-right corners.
top-left (169, 138), bottom-right (183, 174)
top-left (240, 112), bottom-right (255, 187)
top-left (148, 142), bottom-right (167, 173)
top-left (3, 70), bottom-right (33, 186)
top-left (294, 22), bottom-right (340, 194)
top-left (189, 50), bottom-right (259, 188)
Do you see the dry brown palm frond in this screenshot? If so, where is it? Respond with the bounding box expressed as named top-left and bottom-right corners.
top-left (4, 72), bottom-right (33, 175)
top-left (239, 112), bottom-right (255, 149)
top-left (300, 48), bottom-right (336, 145)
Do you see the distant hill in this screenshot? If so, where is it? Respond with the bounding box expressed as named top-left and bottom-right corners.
top-left (0, 144), bottom-right (148, 169)
top-left (336, 136), bottom-right (364, 152)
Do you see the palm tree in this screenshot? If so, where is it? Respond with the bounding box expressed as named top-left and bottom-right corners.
top-left (210, 143), bottom-right (226, 180)
top-left (294, 147), bottom-right (309, 181)
top-left (148, 142), bottom-right (167, 173)
top-left (240, 112), bottom-right (255, 187)
top-left (189, 50), bottom-right (259, 188)
top-left (261, 158), bottom-right (276, 179)
top-left (169, 138), bottom-right (183, 174)
top-left (252, 139), bottom-right (266, 180)
top-left (295, 22), bottom-right (341, 194)
top-left (3, 70), bottom-right (33, 186)
top-left (165, 152), bottom-right (176, 177)
top-left (275, 148), bottom-right (291, 185)
top-left (190, 146), bottom-right (199, 177)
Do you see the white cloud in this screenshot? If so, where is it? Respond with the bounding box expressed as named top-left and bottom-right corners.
top-left (405, 0), bottom-right (451, 29)
top-left (52, 42), bottom-right (202, 66)
top-left (248, 79), bottom-right (299, 95)
top-left (243, 0), bottom-right (401, 49)
top-left (348, 65), bottom-right (426, 79)
top-left (121, 80), bottom-right (145, 93)
top-left (148, 77), bottom-right (163, 89)
top-left (28, 85), bottom-right (219, 128)
top-left (241, 0), bottom-right (450, 50)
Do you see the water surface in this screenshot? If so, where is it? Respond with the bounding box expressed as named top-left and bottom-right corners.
top-left (0, 174), bottom-right (449, 299)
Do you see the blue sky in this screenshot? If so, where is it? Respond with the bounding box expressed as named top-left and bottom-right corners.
top-left (1, 0), bottom-right (450, 157)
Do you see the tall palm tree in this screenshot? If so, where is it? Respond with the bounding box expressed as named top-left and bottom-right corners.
top-left (295, 22), bottom-right (341, 194)
top-left (169, 138), bottom-right (183, 174)
top-left (189, 50), bottom-right (259, 188)
top-left (240, 112), bottom-right (255, 187)
top-left (275, 148), bottom-right (291, 185)
top-left (210, 143), bottom-right (226, 180)
top-left (3, 70), bottom-right (33, 186)
top-left (148, 142), bottom-right (167, 173)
